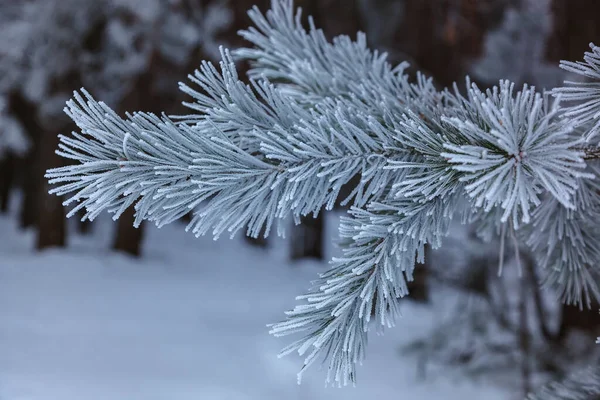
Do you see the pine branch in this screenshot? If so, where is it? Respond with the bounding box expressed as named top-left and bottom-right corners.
top-left (270, 193), bottom-right (463, 386)
top-left (525, 164), bottom-right (600, 309)
top-left (235, 0), bottom-right (441, 119)
top-left (442, 82), bottom-right (588, 226)
top-left (47, 50), bottom-right (416, 240)
top-left (42, 0), bottom-right (600, 387)
top-left (45, 90), bottom-right (202, 226)
top-left (554, 43), bottom-right (600, 144)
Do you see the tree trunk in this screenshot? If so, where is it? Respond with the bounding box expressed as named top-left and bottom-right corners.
top-left (546, 0), bottom-right (600, 64)
top-left (8, 91), bottom-right (42, 229)
top-left (0, 152), bottom-right (15, 213)
top-left (390, 0), bottom-right (498, 86)
top-left (9, 88), bottom-right (68, 249)
top-left (33, 69), bottom-right (82, 250)
top-left (19, 155), bottom-right (39, 228)
top-left (36, 126), bottom-right (66, 250)
top-left (290, 212), bottom-right (324, 261)
top-left (113, 206), bottom-right (144, 257)
top-left (408, 245), bottom-right (430, 303)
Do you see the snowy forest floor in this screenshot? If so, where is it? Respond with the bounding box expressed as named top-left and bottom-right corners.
top-left (0, 198), bottom-right (513, 399)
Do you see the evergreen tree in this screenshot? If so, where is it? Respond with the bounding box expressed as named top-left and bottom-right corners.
top-left (46, 0), bottom-right (600, 388)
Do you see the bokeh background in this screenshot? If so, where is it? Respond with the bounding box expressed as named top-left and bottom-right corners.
top-left (1, 0), bottom-right (600, 399)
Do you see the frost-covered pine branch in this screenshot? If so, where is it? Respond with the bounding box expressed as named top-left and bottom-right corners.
top-left (270, 192), bottom-right (466, 385)
top-left (48, 49), bottom-right (412, 238)
top-left (555, 43), bottom-right (600, 144)
top-left (234, 0), bottom-right (440, 116)
top-left (526, 165), bottom-right (600, 307)
top-left (45, 0), bottom-right (600, 387)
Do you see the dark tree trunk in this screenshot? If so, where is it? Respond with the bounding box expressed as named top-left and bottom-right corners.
top-left (0, 152), bottom-right (15, 213)
top-left (290, 212), bottom-right (324, 261)
top-left (9, 92), bottom-right (66, 250)
top-left (36, 126), bottom-right (66, 250)
top-left (113, 206), bottom-right (144, 256)
top-left (19, 148), bottom-right (40, 229)
top-left (408, 245), bottom-right (430, 303)
top-left (33, 69), bottom-right (83, 250)
top-left (10, 87), bottom-right (68, 249)
top-left (19, 155), bottom-right (39, 228)
top-left (390, 0), bottom-right (501, 86)
top-left (8, 91), bottom-right (42, 230)
top-left (546, 0), bottom-right (600, 64)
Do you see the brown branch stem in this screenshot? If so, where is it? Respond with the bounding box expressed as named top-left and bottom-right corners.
top-left (580, 147), bottom-right (600, 160)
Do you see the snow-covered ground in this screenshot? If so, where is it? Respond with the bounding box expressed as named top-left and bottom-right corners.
top-left (0, 204), bottom-right (512, 399)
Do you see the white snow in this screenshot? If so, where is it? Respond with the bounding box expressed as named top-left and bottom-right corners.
top-left (0, 202), bottom-right (512, 399)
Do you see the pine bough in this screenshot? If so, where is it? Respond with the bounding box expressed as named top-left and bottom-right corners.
top-left (45, 0), bottom-right (600, 387)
